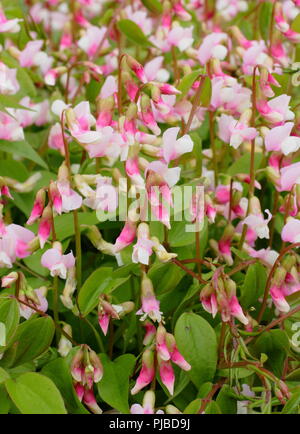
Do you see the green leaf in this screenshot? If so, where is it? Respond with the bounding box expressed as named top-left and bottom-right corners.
top-left (227, 152), bottom-right (263, 176)
top-left (183, 398), bottom-right (202, 414)
top-left (0, 140), bottom-right (48, 169)
top-left (42, 358), bottom-right (89, 414)
top-left (7, 317), bottom-right (55, 367)
top-left (259, 1), bottom-right (273, 41)
top-left (291, 11), bottom-right (300, 32)
top-left (177, 70), bottom-right (203, 101)
top-left (0, 94), bottom-right (35, 111)
top-left (286, 368), bottom-right (300, 382)
top-left (216, 385), bottom-right (237, 414)
top-left (169, 217), bottom-right (208, 249)
top-left (78, 267), bottom-right (129, 316)
top-left (5, 372), bottom-right (67, 414)
top-left (252, 330), bottom-right (290, 377)
top-left (282, 389), bottom-right (300, 414)
top-left (141, 0), bottom-right (163, 14)
top-left (148, 262), bottom-right (185, 295)
top-left (0, 159), bottom-right (29, 181)
top-left (117, 19), bottom-right (154, 47)
top-left (78, 266), bottom-right (113, 315)
top-left (174, 313), bottom-right (218, 387)
top-left (200, 76), bottom-right (212, 107)
top-left (98, 354), bottom-right (136, 413)
top-left (0, 367), bottom-right (10, 384)
top-left (240, 262), bottom-right (267, 308)
top-left (205, 401), bottom-right (222, 414)
top-left (0, 323), bottom-right (6, 347)
top-left (0, 385), bottom-right (10, 414)
top-left (0, 298), bottom-right (19, 349)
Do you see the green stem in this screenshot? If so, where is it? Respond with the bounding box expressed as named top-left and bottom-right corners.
top-left (73, 209), bottom-right (82, 289)
top-left (53, 275), bottom-right (60, 344)
top-left (238, 65), bottom-right (258, 250)
top-left (15, 261), bottom-right (48, 281)
top-left (195, 230), bottom-right (201, 278)
top-left (183, 75), bottom-right (206, 135)
top-left (61, 111), bottom-right (82, 289)
top-left (209, 111), bottom-right (218, 186)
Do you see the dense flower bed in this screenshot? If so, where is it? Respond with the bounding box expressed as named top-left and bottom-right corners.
top-left (0, 0), bottom-right (300, 415)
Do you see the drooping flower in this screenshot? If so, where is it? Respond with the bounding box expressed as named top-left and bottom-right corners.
top-left (131, 349), bottom-right (155, 395)
top-left (137, 272), bottom-right (163, 322)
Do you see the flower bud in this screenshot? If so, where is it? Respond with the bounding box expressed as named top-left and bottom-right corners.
top-left (156, 324), bottom-right (170, 361)
top-left (27, 188), bottom-right (46, 225)
top-left (98, 298), bottom-right (120, 335)
top-left (272, 266), bottom-right (287, 287)
top-left (71, 346), bottom-right (85, 383)
top-left (58, 323), bottom-right (73, 357)
top-left (143, 321), bottom-right (156, 345)
top-left (282, 255), bottom-right (296, 272)
top-left (49, 181), bottom-right (62, 215)
top-left (131, 348), bottom-right (155, 395)
top-left (165, 404), bottom-right (182, 414)
top-left (157, 355), bottom-right (175, 395)
top-left (1, 271), bottom-right (18, 288)
top-left (125, 55), bottom-right (147, 83)
top-left (60, 266), bottom-right (76, 309)
top-left (38, 204), bottom-right (52, 248)
top-left (165, 333), bottom-right (191, 371)
top-left (140, 94), bottom-right (161, 135)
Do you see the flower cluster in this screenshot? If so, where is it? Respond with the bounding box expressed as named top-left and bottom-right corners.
top-left (0, 0), bottom-right (299, 416)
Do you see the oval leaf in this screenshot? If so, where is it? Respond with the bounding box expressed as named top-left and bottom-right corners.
top-left (0, 298), bottom-right (20, 349)
top-left (240, 262), bottom-right (267, 308)
top-left (175, 313), bottom-right (217, 387)
top-left (141, 0), bottom-right (162, 14)
top-left (42, 358), bottom-right (89, 414)
top-left (97, 354), bottom-right (136, 413)
top-left (177, 70), bottom-right (203, 100)
top-left (5, 372), bottom-right (67, 414)
top-left (78, 267), bottom-right (113, 316)
top-left (9, 317), bottom-right (55, 367)
top-left (117, 19), bottom-right (154, 47)
top-left (0, 140), bottom-right (48, 169)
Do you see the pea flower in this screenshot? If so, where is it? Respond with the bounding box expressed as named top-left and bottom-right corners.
top-left (41, 241), bottom-right (75, 279)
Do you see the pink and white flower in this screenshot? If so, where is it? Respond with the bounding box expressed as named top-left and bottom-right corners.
top-left (0, 7), bottom-right (21, 33)
top-left (161, 127), bottom-right (194, 163)
top-left (197, 32), bottom-right (228, 65)
top-left (257, 95), bottom-right (294, 125)
top-left (41, 242), bottom-right (75, 279)
top-left (265, 123), bottom-right (300, 155)
top-left (242, 210), bottom-right (272, 239)
top-left (0, 224), bottom-right (35, 267)
top-left (282, 217), bottom-right (300, 243)
top-left (137, 272), bottom-right (162, 322)
top-left (217, 114), bottom-right (257, 149)
top-left (132, 224), bottom-right (154, 266)
top-left (78, 26), bottom-right (108, 58)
